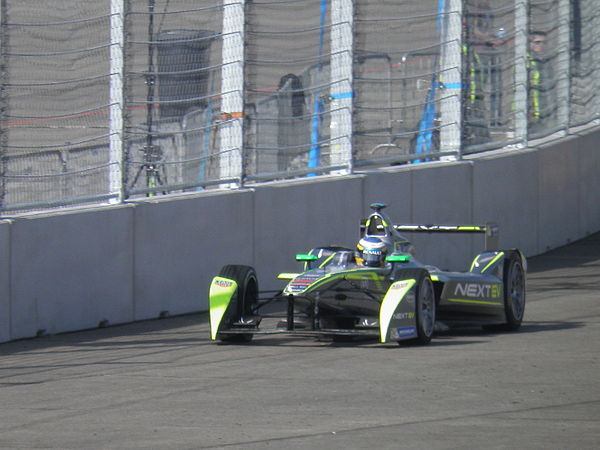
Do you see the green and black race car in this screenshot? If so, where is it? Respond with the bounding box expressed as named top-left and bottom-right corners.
top-left (209, 203), bottom-right (526, 345)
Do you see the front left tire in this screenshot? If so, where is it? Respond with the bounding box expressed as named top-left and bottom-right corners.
top-left (217, 264), bottom-right (259, 343)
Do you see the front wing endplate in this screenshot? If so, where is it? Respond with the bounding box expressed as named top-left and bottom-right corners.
top-left (379, 279), bottom-right (416, 343)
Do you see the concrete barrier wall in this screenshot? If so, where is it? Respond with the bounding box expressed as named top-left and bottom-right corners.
top-left (572, 130), bottom-right (600, 238)
top-left (1, 129), bottom-right (599, 342)
top-left (9, 205), bottom-right (135, 339)
top-left (253, 175), bottom-right (365, 287)
top-left (471, 148), bottom-right (540, 256)
top-left (0, 220), bottom-right (10, 343)
top-left (132, 190), bottom-right (255, 318)
top-left (362, 161), bottom-right (477, 271)
top-left (537, 136), bottom-right (582, 253)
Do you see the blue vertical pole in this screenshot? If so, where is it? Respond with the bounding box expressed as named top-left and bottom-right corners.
top-left (415, 0), bottom-right (446, 161)
top-left (308, 0), bottom-right (327, 173)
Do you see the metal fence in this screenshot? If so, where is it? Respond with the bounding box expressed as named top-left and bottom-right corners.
top-left (0, 0), bottom-right (597, 214)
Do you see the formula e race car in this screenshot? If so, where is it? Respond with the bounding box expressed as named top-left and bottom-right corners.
top-left (208, 203), bottom-right (526, 345)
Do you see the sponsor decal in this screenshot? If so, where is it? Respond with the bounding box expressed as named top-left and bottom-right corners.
top-left (292, 274), bottom-right (322, 284)
top-left (394, 327), bottom-right (416, 339)
top-left (391, 280), bottom-right (412, 290)
top-left (454, 283), bottom-right (500, 298)
top-left (392, 312), bottom-right (415, 320)
top-left (214, 279), bottom-right (233, 288)
top-left (287, 273), bottom-right (324, 292)
top-left (287, 285), bottom-right (309, 293)
top-left (292, 278), bottom-right (316, 285)
top-left (492, 285), bottom-right (500, 298)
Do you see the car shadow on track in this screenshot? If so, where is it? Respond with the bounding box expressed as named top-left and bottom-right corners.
top-left (434, 319), bottom-right (584, 337)
top-left (213, 318), bottom-right (586, 349)
top-left (0, 312), bottom-right (212, 356)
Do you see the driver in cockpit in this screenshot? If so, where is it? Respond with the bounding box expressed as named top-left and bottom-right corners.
top-left (355, 236), bottom-right (388, 267)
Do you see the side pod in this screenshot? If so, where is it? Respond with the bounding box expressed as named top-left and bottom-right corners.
top-left (208, 277), bottom-right (238, 340)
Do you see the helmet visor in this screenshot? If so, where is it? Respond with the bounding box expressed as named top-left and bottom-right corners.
top-left (362, 249), bottom-right (384, 267)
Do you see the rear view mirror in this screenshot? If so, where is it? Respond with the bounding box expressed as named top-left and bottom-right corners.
top-left (296, 254), bottom-right (318, 262)
top-left (386, 254), bottom-right (411, 263)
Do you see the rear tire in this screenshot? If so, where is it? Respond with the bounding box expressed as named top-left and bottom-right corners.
top-left (218, 265), bottom-right (259, 343)
top-left (414, 274), bottom-right (436, 344)
top-left (502, 255), bottom-right (526, 330)
top-left (399, 271), bottom-right (435, 345)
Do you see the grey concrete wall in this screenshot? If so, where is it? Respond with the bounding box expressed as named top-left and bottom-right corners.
top-left (574, 130), bottom-right (600, 238)
top-left (410, 161), bottom-right (476, 271)
top-left (471, 148), bottom-right (540, 256)
top-left (132, 190), bottom-right (255, 318)
top-left (252, 175), bottom-right (365, 289)
top-left (537, 136), bottom-right (582, 253)
top-left (0, 221), bottom-right (10, 343)
top-left (9, 205), bottom-right (135, 339)
top-left (1, 129), bottom-right (599, 342)
top-left (362, 161), bottom-right (478, 271)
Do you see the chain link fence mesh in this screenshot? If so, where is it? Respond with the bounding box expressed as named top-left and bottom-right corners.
top-left (0, 0), bottom-right (598, 214)
top-left (1, 1), bottom-right (114, 210)
top-left (124, 0), bottom-right (223, 197)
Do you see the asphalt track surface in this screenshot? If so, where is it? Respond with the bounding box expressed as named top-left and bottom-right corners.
top-left (1, 234), bottom-right (599, 449)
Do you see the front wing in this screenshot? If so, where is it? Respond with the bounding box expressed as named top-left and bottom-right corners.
top-left (208, 275), bottom-right (421, 344)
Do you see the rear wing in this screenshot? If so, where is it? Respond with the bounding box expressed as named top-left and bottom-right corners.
top-left (394, 223), bottom-right (499, 252)
top-left (361, 220), bottom-right (499, 252)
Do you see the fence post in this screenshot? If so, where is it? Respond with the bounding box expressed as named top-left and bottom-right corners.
top-left (514, 0), bottom-right (528, 146)
top-left (109, 0), bottom-right (125, 203)
top-left (439, 0), bottom-right (462, 159)
top-left (0, 0), bottom-right (7, 208)
top-left (330, 0), bottom-right (353, 173)
top-left (556, 0), bottom-right (570, 133)
top-left (220, 0), bottom-right (245, 186)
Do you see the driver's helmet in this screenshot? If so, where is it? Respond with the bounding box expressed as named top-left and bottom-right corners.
top-left (355, 237), bottom-right (388, 267)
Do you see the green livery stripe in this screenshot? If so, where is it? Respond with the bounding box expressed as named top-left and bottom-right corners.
top-left (448, 298), bottom-right (502, 306)
top-left (482, 252), bottom-right (504, 273)
top-left (309, 271), bottom-right (381, 292)
top-left (319, 254), bottom-right (336, 268)
top-left (469, 251), bottom-right (504, 272)
top-left (458, 226), bottom-right (484, 231)
top-left (469, 257), bottom-right (477, 272)
top-left (278, 273), bottom-right (299, 280)
top-left (208, 277), bottom-right (238, 340)
top-left (286, 269), bottom-right (386, 294)
top-left (379, 279), bottom-right (416, 343)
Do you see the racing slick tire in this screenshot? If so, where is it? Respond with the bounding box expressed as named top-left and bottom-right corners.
top-left (482, 253), bottom-right (526, 331)
top-left (400, 271), bottom-right (436, 346)
top-left (501, 254), bottom-right (526, 330)
top-left (218, 265), bottom-right (259, 343)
